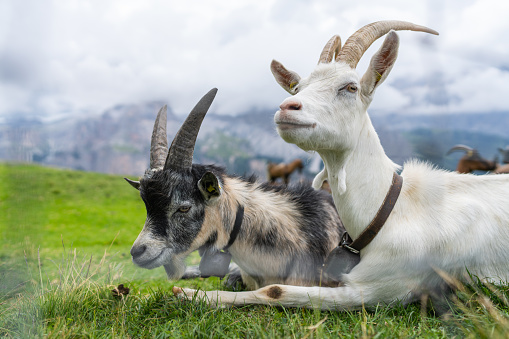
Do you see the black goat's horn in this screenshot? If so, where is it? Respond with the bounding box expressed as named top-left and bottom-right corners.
top-left (150, 105), bottom-right (168, 169)
top-left (164, 88), bottom-right (218, 171)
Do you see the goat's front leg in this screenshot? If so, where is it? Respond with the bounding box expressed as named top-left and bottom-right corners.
top-left (172, 283), bottom-right (401, 310)
top-left (180, 263), bottom-right (243, 281)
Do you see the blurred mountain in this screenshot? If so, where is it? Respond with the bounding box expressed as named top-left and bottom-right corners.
top-left (1, 103), bottom-right (508, 178)
top-left (0, 103), bottom-right (316, 180)
top-left (371, 111), bottom-right (509, 138)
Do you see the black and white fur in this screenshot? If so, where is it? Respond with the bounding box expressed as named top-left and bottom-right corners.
top-left (127, 89), bottom-right (344, 290)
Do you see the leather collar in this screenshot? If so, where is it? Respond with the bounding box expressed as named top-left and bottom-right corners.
top-left (343, 172), bottom-right (403, 253)
top-left (223, 204), bottom-right (244, 252)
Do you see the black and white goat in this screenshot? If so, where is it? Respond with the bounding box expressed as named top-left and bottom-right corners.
top-left (174, 21), bottom-right (509, 310)
top-left (125, 89), bottom-right (344, 290)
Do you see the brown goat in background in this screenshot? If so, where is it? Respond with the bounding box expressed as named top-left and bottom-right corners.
top-left (495, 146), bottom-right (509, 173)
top-left (447, 145), bottom-right (498, 174)
top-left (493, 164), bottom-right (509, 174)
top-left (267, 158), bottom-right (304, 184)
top-left (499, 146), bottom-right (509, 164)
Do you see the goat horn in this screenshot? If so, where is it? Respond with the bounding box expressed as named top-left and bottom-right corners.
top-left (318, 35), bottom-right (341, 64)
top-left (446, 144), bottom-right (474, 155)
top-left (150, 105), bottom-right (169, 169)
top-left (336, 20), bottom-right (438, 68)
top-left (163, 88), bottom-right (218, 171)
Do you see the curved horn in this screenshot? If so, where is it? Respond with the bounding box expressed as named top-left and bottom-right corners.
top-left (163, 88), bottom-right (218, 171)
top-left (150, 105), bottom-right (168, 169)
top-left (318, 35), bottom-right (341, 64)
top-left (336, 20), bottom-right (438, 68)
top-left (446, 144), bottom-right (474, 155)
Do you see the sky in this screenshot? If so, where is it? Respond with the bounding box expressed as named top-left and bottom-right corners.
top-left (1, 0), bottom-right (509, 122)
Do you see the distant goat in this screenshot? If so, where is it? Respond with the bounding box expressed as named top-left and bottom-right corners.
top-left (267, 158), bottom-right (303, 184)
top-left (493, 164), bottom-right (509, 174)
top-left (498, 146), bottom-right (509, 164)
top-left (174, 21), bottom-right (509, 310)
top-left (125, 89), bottom-right (344, 290)
top-left (447, 144), bottom-right (509, 174)
top-left (493, 146), bottom-right (509, 173)
top-left (494, 146), bottom-right (509, 174)
top-left (446, 144), bottom-right (498, 173)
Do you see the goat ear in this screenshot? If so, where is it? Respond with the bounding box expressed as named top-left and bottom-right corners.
top-left (270, 59), bottom-right (301, 95)
top-left (198, 172), bottom-right (222, 201)
top-left (124, 177), bottom-right (141, 190)
top-left (360, 30), bottom-right (399, 101)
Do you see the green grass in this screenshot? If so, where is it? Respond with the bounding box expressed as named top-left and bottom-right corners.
top-left (0, 162), bottom-right (168, 284)
top-left (1, 163), bottom-right (509, 337)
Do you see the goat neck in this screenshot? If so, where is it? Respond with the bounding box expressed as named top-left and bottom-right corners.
top-left (319, 114), bottom-right (399, 240)
top-left (272, 20), bottom-right (437, 240)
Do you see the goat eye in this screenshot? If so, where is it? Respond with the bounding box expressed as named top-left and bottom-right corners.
top-left (290, 82), bottom-right (299, 93)
top-left (178, 206), bottom-right (191, 213)
top-left (347, 84), bottom-right (358, 93)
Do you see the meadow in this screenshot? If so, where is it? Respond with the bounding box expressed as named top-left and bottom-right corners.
top-left (1, 163), bottom-right (509, 338)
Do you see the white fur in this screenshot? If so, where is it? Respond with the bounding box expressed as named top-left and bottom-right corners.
top-left (174, 28), bottom-right (509, 310)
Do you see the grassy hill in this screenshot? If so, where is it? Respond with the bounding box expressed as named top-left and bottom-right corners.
top-left (1, 163), bottom-right (509, 337)
top-left (1, 162), bottom-right (144, 252)
top-left (0, 163), bottom-right (176, 295)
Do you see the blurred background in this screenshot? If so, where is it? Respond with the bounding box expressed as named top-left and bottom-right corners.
top-left (1, 0), bottom-right (509, 178)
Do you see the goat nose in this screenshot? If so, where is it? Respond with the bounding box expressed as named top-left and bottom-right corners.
top-left (130, 244), bottom-right (147, 259)
top-left (280, 100), bottom-right (302, 111)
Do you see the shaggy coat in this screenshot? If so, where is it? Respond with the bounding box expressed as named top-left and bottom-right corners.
top-left (133, 164), bottom-right (343, 290)
top-left (128, 91), bottom-right (344, 290)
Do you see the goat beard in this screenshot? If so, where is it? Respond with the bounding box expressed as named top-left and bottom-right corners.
top-left (322, 152), bottom-right (353, 196)
top-left (163, 258), bottom-right (187, 280)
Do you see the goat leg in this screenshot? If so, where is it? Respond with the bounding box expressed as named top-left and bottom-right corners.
top-left (172, 282), bottom-right (413, 310)
top-left (180, 265), bottom-right (201, 279)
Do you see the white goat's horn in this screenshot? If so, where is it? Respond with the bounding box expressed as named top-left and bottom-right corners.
top-left (150, 105), bottom-right (168, 169)
top-left (336, 20), bottom-right (438, 68)
top-left (164, 88), bottom-right (218, 172)
top-left (318, 35), bottom-right (341, 64)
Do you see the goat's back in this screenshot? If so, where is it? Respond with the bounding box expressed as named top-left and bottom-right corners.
top-left (364, 161), bottom-right (509, 284)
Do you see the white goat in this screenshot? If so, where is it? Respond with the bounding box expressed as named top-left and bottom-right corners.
top-left (173, 20), bottom-right (509, 310)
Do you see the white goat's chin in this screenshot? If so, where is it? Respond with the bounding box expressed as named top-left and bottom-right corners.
top-left (274, 110), bottom-right (316, 132)
top-left (276, 122), bottom-right (316, 131)
top-left (276, 126), bottom-right (314, 150)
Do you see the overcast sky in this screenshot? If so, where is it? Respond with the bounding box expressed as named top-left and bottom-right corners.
top-left (1, 0), bottom-right (509, 122)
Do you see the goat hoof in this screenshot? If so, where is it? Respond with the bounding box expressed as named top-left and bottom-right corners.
top-left (225, 274), bottom-right (244, 291)
top-left (173, 286), bottom-right (201, 299)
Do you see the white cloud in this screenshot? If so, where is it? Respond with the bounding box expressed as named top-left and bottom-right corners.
top-left (1, 0), bottom-right (509, 120)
